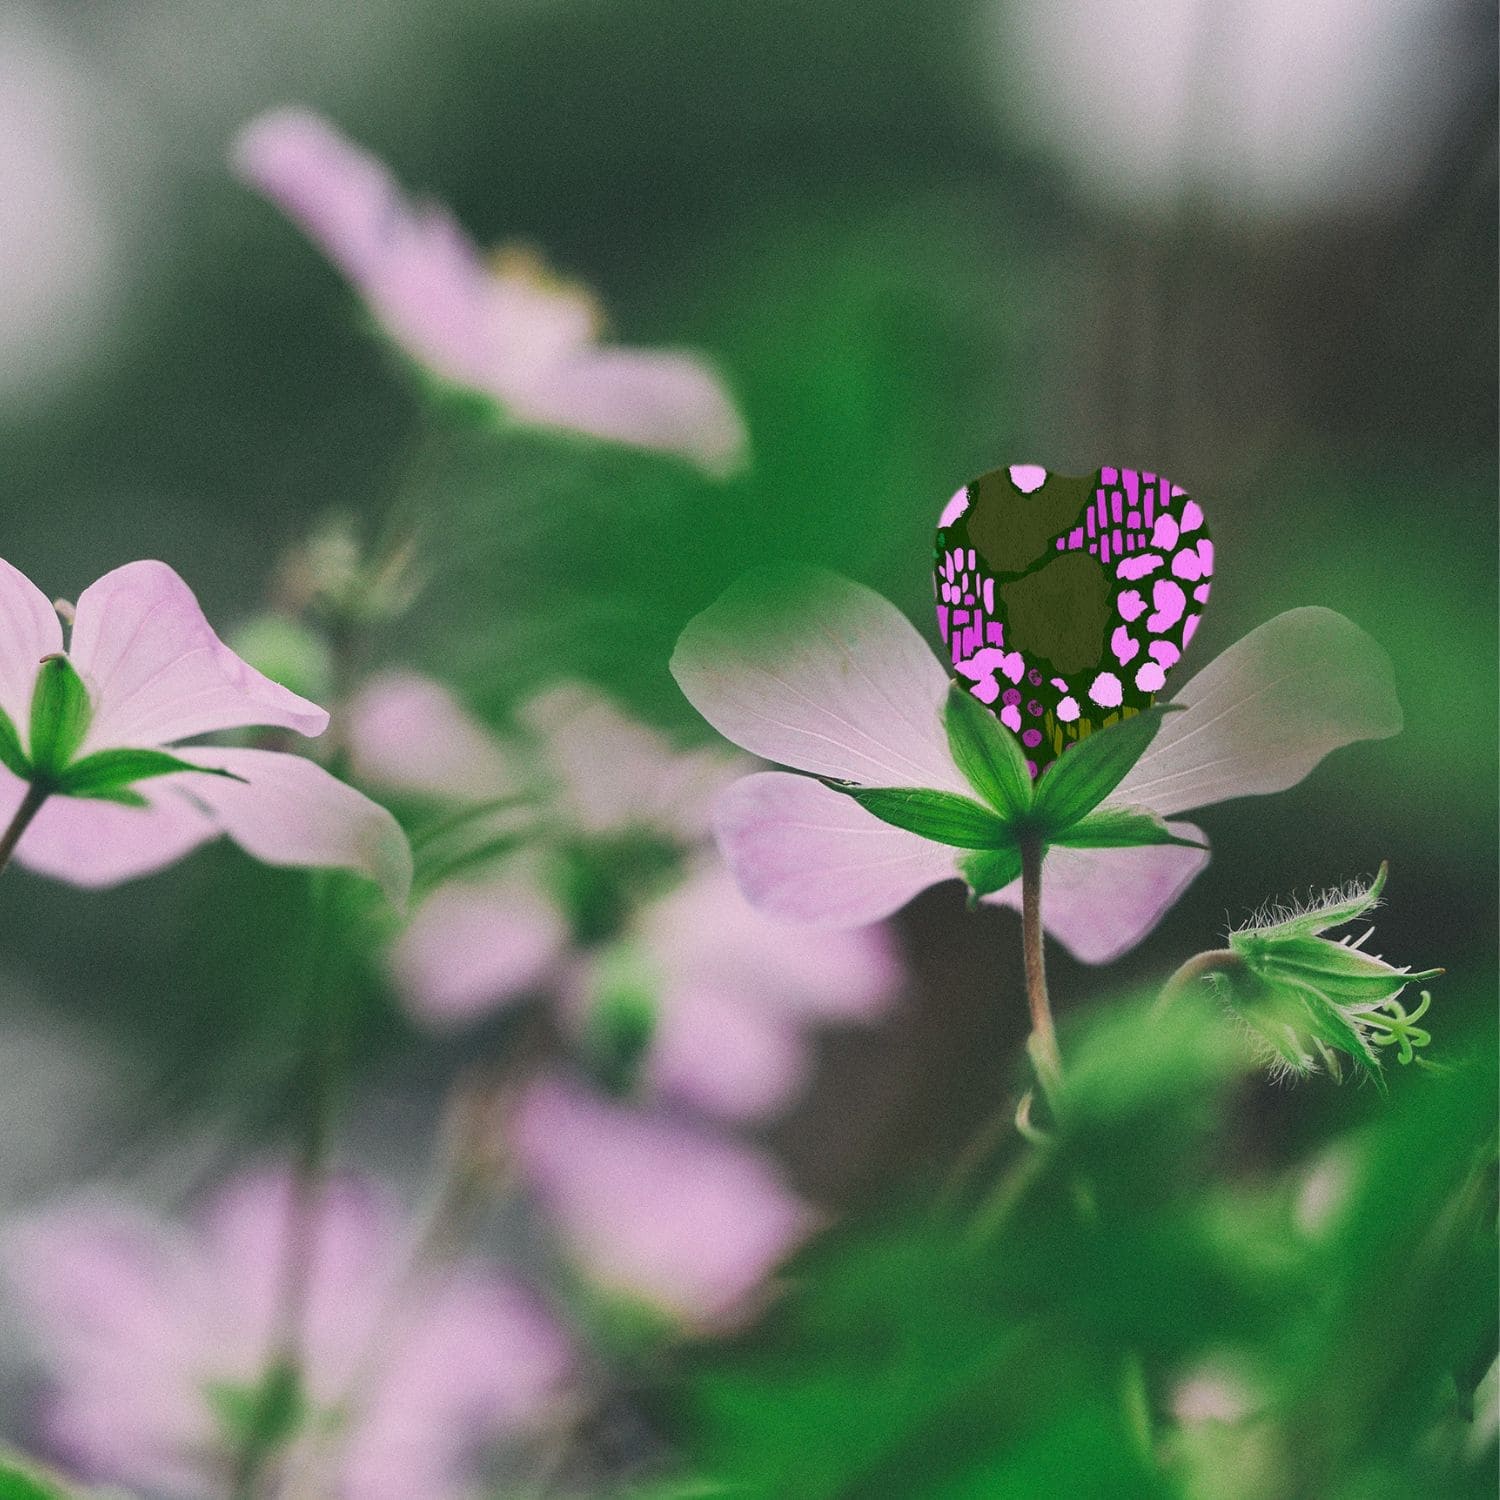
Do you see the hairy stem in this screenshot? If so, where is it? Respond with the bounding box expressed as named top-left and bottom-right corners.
top-left (1157, 948), bottom-right (1244, 1014)
top-left (0, 782), bottom-right (48, 874)
top-left (1020, 837), bottom-right (1062, 1094)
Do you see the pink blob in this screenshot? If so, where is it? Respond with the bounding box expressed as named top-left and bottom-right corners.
top-left (1008, 464), bottom-right (1047, 493)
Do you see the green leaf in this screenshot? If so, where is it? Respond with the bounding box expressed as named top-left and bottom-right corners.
top-left (0, 706), bottom-right (29, 780)
top-left (1251, 936), bottom-right (1442, 1005)
top-left (0, 1450), bottom-right (78, 1500)
top-left (958, 844), bottom-right (1023, 899)
top-left (943, 684), bottom-right (1032, 822)
top-left (208, 1359), bottom-right (306, 1453)
top-left (1048, 806), bottom-right (1207, 851)
top-left (830, 784), bottom-right (1014, 850)
top-left (1030, 706), bottom-right (1177, 834)
top-left (27, 655), bottom-right (91, 779)
top-left (56, 748), bottom-right (244, 800)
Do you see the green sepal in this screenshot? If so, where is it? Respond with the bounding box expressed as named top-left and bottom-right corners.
top-left (0, 705), bottom-right (29, 780)
top-left (1030, 705), bottom-right (1179, 835)
top-left (942, 684), bottom-right (1032, 823)
top-left (27, 655), bottom-right (91, 779)
top-left (1284, 978), bottom-right (1385, 1088)
top-left (829, 783), bottom-right (1014, 850)
top-left (958, 844), bottom-right (1023, 901)
top-left (1047, 806), bottom-right (1207, 851)
top-left (1244, 935), bottom-right (1443, 1004)
top-left (207, 1357), bottom-right (306, 1451)
top-left (56, 747), bottom-right (245, 800)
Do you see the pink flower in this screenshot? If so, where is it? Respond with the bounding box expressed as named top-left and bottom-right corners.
top-left (669, 568), bottom-right (1402, 963)
top-left (347, 674), bottom-right (899, 1119)
top-left (0, 558), bottom-right (410, 904)
top-left (4, 1170), bottom-right (572, 1499)
top-left (232, 108), bottom-right (748, 477)
top-left (513, 1076), bottom-right (815, 1328)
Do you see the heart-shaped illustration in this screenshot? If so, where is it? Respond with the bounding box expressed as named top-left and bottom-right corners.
top-left (934, 463), bottom-right (1212, 775)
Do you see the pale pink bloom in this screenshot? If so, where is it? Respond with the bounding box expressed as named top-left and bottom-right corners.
top-left (670, 569), bottom-right (1402, 963)
top-left (0, 558), bottom-right (410, 904)
top-left (232, 108), bottom-right (748, 477)
top-left (4, 1170), bottom-right (571, 1499)
top-left (513, 1076), bottom-right (815, 1327)
top-left (348, 673), bottom-right (899, 1119)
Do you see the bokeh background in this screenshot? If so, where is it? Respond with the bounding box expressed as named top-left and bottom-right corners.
top-left (0, 0), bottom-right (1494, 1494)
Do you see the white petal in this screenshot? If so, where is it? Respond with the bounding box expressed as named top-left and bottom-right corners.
top-left (672, 567), bottom-right (968, 793)
top-left (69, 561), bottom-right (328, 751)
top-left (172, 747), bottom-right (411, 907)
top-left (1112, 608), bottom-right (1401, 816)
top-left (983, 823), bottom-right (1210, 964)
top-left (0, 557), bottom-right (63, 739)
top-left (713, 771), bottom-right (961, 927)
top-left (512, 346), bottom-right (749, 478)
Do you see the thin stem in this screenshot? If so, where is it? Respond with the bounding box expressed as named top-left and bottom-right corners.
top-left (0, 782), bottom-right (48, 874)
top-left (1020, 837), bottom-right (1062, 1094)
top-left (1156, 948), bottom-right (1244, 1015)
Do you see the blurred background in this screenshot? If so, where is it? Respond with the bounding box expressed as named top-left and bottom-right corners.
top-left (0, 0), bottom-right (1494, 1494)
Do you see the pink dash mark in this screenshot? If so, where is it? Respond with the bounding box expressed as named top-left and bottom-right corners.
top-left (1088, 543), bottom-right (1097, 555)
top-left (1197, 539), bottom-right (1214, 575)
top-left (937, 605), bottom-right (949, 640)
top-left (1144, 482), bottom-right (1155, 528)
top-left (1101, 466), bottom-right (1117, 485)
top-left (1087, 508), bottom-right (1096, 538)
top-left (1111, 491), bottom-right (1123, 524)
top-left (1127, 511), bottom-right (1140, 528)
top-left (1095, 492), bottom-right (1108, 530)
top-left (1180, 499), bottom-right (1204, 532)
top-left (939, 487), bottom-right (970, 527)
top-left (1056, 537), bottom-right (1065, 549)
top-left (986, 621), bottom-right (1004, 644)
top-left (1009, 464), bottom-right (1047, 493)
top-left (1194, 583), bottom-right (1210, 603)
top-left (1124, 468), bottom-right (1139, 510)
top-left (1171, 484), bottom-right (1186, 497)
top-left (1183, 614), bottom-right (1200, 645)
top-left (1100, 534), bottom-right (1111, 564)
top-left (967, 549), bottom-right (976, 570)
top-left (1112, 529), bottom-right (1123, 555)
top-left (983, 577), bottom-right (994, 612)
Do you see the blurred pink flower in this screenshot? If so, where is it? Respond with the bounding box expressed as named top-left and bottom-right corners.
top-left (0, 558), bottom-right (410, 903)
top-left (232, 108), bottom-right (748, 477)
top-left (347, 673), bottom-right (899, 1119)
top-left (4, 1170), bottom-right (571, 1499)
top-left (670, 569), bottom-right (1402, 963)
top-left (514, 1076), bottom-right (815, 1328)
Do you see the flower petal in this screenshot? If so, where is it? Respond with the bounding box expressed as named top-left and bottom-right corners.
top-left (346, 671), bottom-right (518, 802)
top-left (520, 679), bottom-right (737, 842)
top-left (1112, 608), bottom-right (1401, 816)
top-left (0, 556), bottom-right (62, 739)
top-left (6, 765), bottom-right (219, 888)
top-left (983, 821), bottom-right (1210, 964)
top-left (69, 561), bottom-right (328, 751)
top-left (514, 1076), bottom-right (814, 1326)
top-left (513, 346), bottom-right (749, 477)
top-left (389, 873), bottom-right (567, 1023)
top-left (172, 747), bottom-right (412, 907)
top-left (638, 860), bottom-right (901, 1021)
top-left (672, 567), bottom-right (969, 792)
top-left (713, 771), bottom-right (961, 927)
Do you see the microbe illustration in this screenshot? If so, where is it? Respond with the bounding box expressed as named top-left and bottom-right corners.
top-left (934, 463), bottom-right (1212, 776)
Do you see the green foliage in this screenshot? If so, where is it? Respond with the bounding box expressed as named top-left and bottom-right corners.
top-left (943, 684), bottom-right (1033, 823)
top-left (56, 748), bottom-right (244, 801)
top-left (833, 785), bottom-right (1015, 850)
top-left (0, 1453), bottom-right (80, 1500)
top-left (0, 706), bottom-right (28, 780)
top-left (1028, 706), bottom-right (1179, 832)
top-left (660, 994), bottom-right (1498, 1500)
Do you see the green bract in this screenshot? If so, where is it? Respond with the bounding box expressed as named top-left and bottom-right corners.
top-left (1, 655), bottom-right (245, 801)
top-left (830, 687), bottom-right (1202, 897)
top-left (1224, 863), bottom-right (1442, 1085)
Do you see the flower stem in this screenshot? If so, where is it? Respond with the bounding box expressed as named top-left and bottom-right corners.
top-left (1020, 836), bottom-right (1062, 1095)
top-left (1156, 948), bottom-right (1244, 1014)
top-left (0, 782), bottom-right (48, 874)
